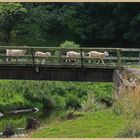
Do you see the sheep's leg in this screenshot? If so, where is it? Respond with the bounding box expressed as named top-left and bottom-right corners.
top-left (69, 59), bottom-right (71, 63)
top-left (8, 57), bottom-right (13, 63)
top-left (96, 59), bottom-right (100, 64)
top-left (38, 59), bottom-right (40, 63)
top-left (42, 59), bottom-right (46, 64)
top-left (102, 59), bottom-right (105, 65)
top-left (6, 57), bottom-right (9, 63)
top-left (77, 60), bottom-right (79, 64)
top-left (89, 60), bottom-right (91, 63)
top-left (76, 59), bottom-right (79, 64)
top-left (36, 59), bottom-right (40, 63)
top-left (66, 57), bottom-right (69, 63)
top-left (16, 58), bottom-right (18, 63)
top-left (78, 60), bottom-right (80, 64)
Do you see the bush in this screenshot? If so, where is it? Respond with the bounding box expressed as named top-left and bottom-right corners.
top-left (60, 40), bottom-right (80, 48)
top-left (93, 83), bottom-right (114, 107)
top-left (66, 95), bottom-right (81, 109)
top-left (51, 96), bottom-right (66, 109)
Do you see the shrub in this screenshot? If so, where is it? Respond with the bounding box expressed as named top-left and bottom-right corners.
top-left (93, 83), bottom-right (114, 107)
top-left (66, 95), bottom-right (81, 109)
top-left (60, 40), bottom-right (80, 48)
top-left (51, 96), bottom-right (66, 109)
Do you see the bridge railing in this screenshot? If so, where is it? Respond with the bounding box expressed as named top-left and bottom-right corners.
top-left (0, 46), bottom-right (139, 68)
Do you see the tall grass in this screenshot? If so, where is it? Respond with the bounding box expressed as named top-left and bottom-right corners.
top-left (114, 85), bottom-right (140, 137)
top-left (81, 93), bottom-right (104, 112)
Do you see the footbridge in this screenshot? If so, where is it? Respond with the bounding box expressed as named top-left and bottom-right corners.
top-left (0, 46), bottom-right (139, 82)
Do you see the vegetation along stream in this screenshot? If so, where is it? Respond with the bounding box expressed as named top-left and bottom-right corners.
top-left (0, 80), bottom-right (114, 137)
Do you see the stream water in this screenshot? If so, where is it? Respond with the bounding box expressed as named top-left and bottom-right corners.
top-left (0, 108), bottom-right (66, 137)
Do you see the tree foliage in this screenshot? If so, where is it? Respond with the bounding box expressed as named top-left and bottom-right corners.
top-left (0, 3), bottom-right (27, 43)
top-left (0, 3), bottom-right (140, 47)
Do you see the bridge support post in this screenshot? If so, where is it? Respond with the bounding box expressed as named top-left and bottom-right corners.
top-left (113, 69), bottom-right (124, 98)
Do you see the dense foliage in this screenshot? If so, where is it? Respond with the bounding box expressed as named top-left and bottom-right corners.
top-left (0, 3), bottom-right (27, 43)
top-left (0, 3), bottom-right (140, 47)
top-left (0, 80), bottom-right (113, 112)
top-left (60, 40), bottom-right (80, 48)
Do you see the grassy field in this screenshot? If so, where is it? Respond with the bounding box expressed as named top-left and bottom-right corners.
top-left (31, 109), bottom-right (124, 138)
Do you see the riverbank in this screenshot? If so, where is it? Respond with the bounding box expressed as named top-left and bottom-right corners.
top-left (31, 109), bottom-right (124, 138)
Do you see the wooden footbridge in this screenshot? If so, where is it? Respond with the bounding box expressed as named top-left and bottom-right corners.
top-left (0, 46), bottom-right (139, 82)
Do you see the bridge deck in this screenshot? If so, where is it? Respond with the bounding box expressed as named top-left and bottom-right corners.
top-left (0, 65), bottom-right (115, 82)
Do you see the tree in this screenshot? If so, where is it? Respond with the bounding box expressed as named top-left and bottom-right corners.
top-left (0, 3), bottom-right (27, 44)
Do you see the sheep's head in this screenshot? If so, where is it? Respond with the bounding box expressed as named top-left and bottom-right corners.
top-left (46, 52), bottom-right (51, 56)
top-left (104, 51), bottom-right (109, 57)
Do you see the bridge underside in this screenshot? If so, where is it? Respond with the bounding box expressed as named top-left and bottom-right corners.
top-left (0, 65), bottom-right (115, 82)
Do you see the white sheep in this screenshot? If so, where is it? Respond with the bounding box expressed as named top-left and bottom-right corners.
top-left (6, 49), bottom-right (26, 62)
top-left (66, 51), bottom-right (85, 63)
top-left (87, 51), bottom-right (109, 65)
top-left (35, 51), bottom-right (51, 64)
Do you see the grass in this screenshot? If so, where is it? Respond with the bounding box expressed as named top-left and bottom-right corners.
top-left (31, 109), bottom-right (124, 138)
top-left (114, 85), bottom-right (140, 137)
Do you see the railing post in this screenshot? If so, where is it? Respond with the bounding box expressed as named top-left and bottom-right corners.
top-left (80, 48), bottom-right (83, 67)
top-left (59, 48), bottom-right (62, 65)
top-left (31, 48), bottom-right (35, 66)
top-left (117, 48), bottom-right (121, 68)
top-left (139, 52), bottom-right (140, 65)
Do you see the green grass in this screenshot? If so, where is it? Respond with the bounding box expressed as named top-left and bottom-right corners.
top-left (31, 109), bottom-right (124, 138)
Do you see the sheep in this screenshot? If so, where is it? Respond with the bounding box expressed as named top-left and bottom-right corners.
top-left (66, 51), bottom-right (85, 63)
top-left (6, 49), bottom-right (26, 62)
top-left (87, 51), bottom-right (109, 65)
top-left (35, 51), bottom-right (51, 64)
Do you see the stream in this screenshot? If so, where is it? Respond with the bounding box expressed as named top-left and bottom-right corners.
top-left (0, 108), bottom-right (66, 138)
